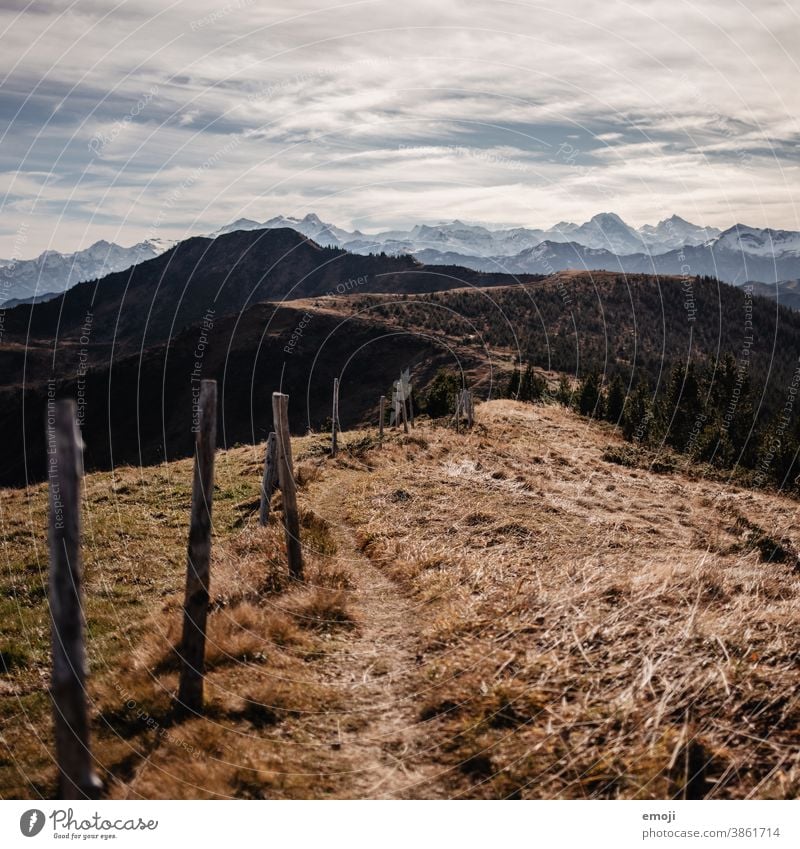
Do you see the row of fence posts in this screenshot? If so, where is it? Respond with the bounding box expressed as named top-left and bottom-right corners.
top-left (45, 381), bottom-right (306, 797)
top-left (375, 374), bottom-right (474, 439)
top-left (328, 371), bottom-right (476, 453)
top-left (46, 373), bottom-right (473, 797)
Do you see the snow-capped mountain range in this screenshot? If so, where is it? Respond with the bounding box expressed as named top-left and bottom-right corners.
top-left (206, 212), bottom-right (800, 287)
top-left (0, 238), bottom-right (172, 306)
top-left (209, 212), bottom-right (724, 259)
top-left (3, 212), bottom-right (800, 305)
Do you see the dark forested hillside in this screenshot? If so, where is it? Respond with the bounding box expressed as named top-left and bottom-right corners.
top-left (340, 271), bottom-right (800, 421)
top-left (0, 300), bottom-right (484, 486)
top-left (0, 227), bottom-right (540, 365)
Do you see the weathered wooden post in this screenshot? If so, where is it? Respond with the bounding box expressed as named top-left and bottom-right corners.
top-left (453, 389), bottom-right (463, 433)
top-left (47, 399), bottom-right (101, 799)
top-left (331, 377), bottom-right (339, 457)
top-left (400, 369), bottom-right (414, 428)
top-left (392, 384), bottom-right (400, 430)
top-left (177, 379), bottom-right (217, 716)
top-left (466, 390), bottom-right (474, 428)
top-left (259, 431), bottom-right (278, 526)
top-left (398, 374), bottom-right (409, 434)
top-left (379, 395), bottom-right (385, 440)
top-left (272, 392), bottom-right (303, 580)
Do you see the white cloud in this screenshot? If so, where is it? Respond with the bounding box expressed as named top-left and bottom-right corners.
top-left (0, 0), bottom-right (798, 254)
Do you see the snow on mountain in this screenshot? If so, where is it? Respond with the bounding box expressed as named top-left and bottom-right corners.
top-left (211, 218), bottom-right (264, 236)
top-left (260, 213), bottom-right (363, 247)
top-left (415, 237), bottom-right (800, 286)
top-left (336, 212), bottom-right (717, 258)
top-left (209, 213), bottom-right (360, 246)
top-left (11, 212), bottom-right (799, 306)
top-left (562, 212), bottom-right (648, 255)
top-left (0, 239), bottom-right (167, 305)
top-left (346, 221), bottom-right (547, 258)
top-left (713, 224), bottom-right (800, 258)
top-left (204, 212), bottom-right (800, 285)
top-left (638, 214), bottom-right (721, 251)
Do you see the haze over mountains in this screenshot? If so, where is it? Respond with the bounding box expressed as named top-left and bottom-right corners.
top-left (2, 212), bottom-right (800, 306)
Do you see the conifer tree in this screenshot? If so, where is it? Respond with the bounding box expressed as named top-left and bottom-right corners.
top-left (622, 379), bottom-right (653, 442)
top-left (578, 372), bottom-right (602, 417)
top-left (556, 375), bottom-right (572, 407)
top-left (664, 362), bottom-right (702, 451)
top-left (605, 374), bottom-right (626, 424)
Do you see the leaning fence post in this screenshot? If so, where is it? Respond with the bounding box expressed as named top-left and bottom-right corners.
top-left (177, 379), bottom-right (217, 716)
top-left (379, 395), bottom-right (385, 440)
top-left (47, 399), bottom-right (101, 800)
top-left (272, 392), bottom-right (304, 580)
top-left (259, 431), bottom-right (278, 526)
top-left (331, 377), bottom-right (339, 457)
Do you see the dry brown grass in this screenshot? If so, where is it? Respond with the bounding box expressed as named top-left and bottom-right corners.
top-left (2, 401), bottom-right (798, 798)
top-left (0, 434), bottom-right (357, 799)
top-left (345, 401), bottom-right (800, 799)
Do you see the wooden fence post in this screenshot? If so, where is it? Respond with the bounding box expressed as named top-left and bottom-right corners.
top-left (177, 379), bottom-right (217, 716)
top-left (272, 392), bottom-right (304, 580)
top-left (331, 377), bottom-right (339, 457)
top-left (47, 399), bottom-right (101, 799)
top-left (397, 375), bottom-right (409, 434)
top-left (259, 431), bottom-right (278, 526)
top-left (379, 395), bottom-right (385, 440)
top-left (466, 390), bottom-right (474, 428)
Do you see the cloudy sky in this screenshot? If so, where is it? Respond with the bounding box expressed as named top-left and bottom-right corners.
top-left (1, 0), bottom-right (799, 256)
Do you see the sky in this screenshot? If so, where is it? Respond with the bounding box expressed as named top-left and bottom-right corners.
top-left (0, 0), bottom-right (799, 256)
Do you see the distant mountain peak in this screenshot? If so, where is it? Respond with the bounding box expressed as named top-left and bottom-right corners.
top-left (0, 238), bottom-right (162, 305)
top-left (591, 211), bottom-right (626, 224)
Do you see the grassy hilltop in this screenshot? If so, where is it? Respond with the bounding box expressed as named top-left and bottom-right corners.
top-left (1, 401), bottom-right (798, 799)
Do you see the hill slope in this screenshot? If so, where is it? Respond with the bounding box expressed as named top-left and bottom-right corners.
top-left (0, 228), bottom-right (540, 355)
top-left (5, 265), bottom-right (800, 487)
top-left (1, 402), bottom-right (797, 799)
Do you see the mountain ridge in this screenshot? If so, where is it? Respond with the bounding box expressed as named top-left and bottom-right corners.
top-left (4, 211), bottom-right (798, 305)
top-left (0, 236), bottom-right (172, 305)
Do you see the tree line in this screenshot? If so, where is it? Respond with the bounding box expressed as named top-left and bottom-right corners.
top-left (505, 354), bottom-right (800, 491)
